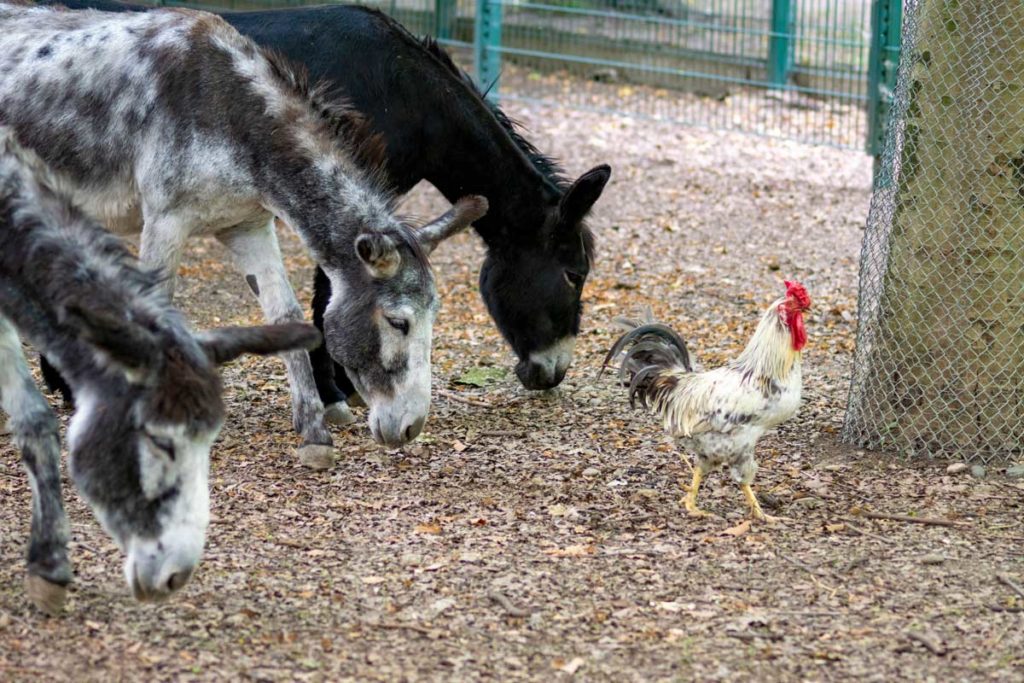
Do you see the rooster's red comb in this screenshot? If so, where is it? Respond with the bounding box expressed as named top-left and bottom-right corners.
top-left (784, 280), bottom-right (812, 310)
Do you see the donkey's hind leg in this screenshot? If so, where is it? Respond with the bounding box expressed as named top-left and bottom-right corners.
top-left (310, 267), bottom-right (356, 425)
top-left (216, 217), bottom-right (336, 469)
top-left (0, 317), bottom-right (71, 615)
top-left (39, 353), bottom-right (74, 407)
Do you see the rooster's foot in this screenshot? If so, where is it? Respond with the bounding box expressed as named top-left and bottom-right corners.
top-left (681, 497), bottom-right (712, 518)
top-left (681, 469), bottom-right (710, 517)
top-left (741, 484), bottom-right (784, 524)
top-left (750, 511), bottom-right (786, 525)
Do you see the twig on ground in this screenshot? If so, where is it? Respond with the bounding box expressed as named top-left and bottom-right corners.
top-left (0, 667), bottom-right (49, 674)
top-left (905, 631), bottom-right (947, 656)
top-left (438, 390), bottom-right (494, 409)
top-left (774, 551), bottom-right (836, 593)
top-left (487, 591), bottom-right (532, 618)
top-left (69, 541), bottom-right (102, 556)
top-left (840, 556), bottom-right (870, 573)
top-left (777, 552), bottom-right (827, 578)
top-left (726, 630), bottom-right (783, 642)
top-left (367, 620), bottom-right (435, 636)
top-left (839, 517), bottom-right (889, 543)
top-left (479, 430), bottom-right (527, 438)
top-left (986, 604), bottom-right (1024, 613)
top-left (852, 510), bottom-right (966, 528)
top-left (997, 574), bottom-right (1024, 601)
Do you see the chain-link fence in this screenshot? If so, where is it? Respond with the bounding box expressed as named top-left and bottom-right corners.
top-left (843, 0), bottom-right (1024, 465)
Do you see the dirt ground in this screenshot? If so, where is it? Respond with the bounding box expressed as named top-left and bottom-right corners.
top-left (1, 93), bottom-right (1022, 682)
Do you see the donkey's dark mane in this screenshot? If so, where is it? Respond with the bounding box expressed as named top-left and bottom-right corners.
top-left (412, 33), bottom-right (596, 262)
top-left (352, 9), bottom-right (569, 191)
top-left (416, 35), bottom-right (570, 191)
top-left (258, 46), bottom-right (392, 196)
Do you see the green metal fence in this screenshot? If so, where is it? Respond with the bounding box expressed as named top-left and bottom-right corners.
top-left (149, 0), bottom-right (901, 153)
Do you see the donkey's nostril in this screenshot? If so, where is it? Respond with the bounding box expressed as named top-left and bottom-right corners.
top-left (404, 416), bottom-right (426, 443)
top-left (166, 568), bottom-right (193, 593)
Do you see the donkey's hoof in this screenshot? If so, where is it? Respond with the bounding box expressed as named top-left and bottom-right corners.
top-left (345, 392), bottom-right (366, 409)
top-left (324, 402), bottom-right (356, 426)
top-left (298, 444), bottom-right (337, 470)
top-left (25, 574), bottom-right (67, 616)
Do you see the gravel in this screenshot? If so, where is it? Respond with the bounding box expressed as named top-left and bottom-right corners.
top-left (1, 91), bottom-right (1022, 681)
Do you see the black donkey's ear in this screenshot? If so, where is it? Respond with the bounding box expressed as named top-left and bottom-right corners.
top-left (559, 164), bottom-right (611, 227)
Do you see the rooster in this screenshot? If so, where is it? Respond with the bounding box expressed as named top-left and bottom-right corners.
top-left (603, 281), bottom-right (812, 522)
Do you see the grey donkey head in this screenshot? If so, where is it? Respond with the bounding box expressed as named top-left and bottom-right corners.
top-left (63, 306), bottom-right (321, 602)
top-left (322, 196), bottom-right (488, 446)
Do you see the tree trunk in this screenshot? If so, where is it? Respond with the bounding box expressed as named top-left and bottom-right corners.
top-left (850, 0), bottom-right (1024, 460)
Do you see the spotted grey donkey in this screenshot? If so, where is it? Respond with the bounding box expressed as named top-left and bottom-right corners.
top-left (0, 125), bottom-right (321, 614)
top-left (0, 4), bottom-right (487, 464)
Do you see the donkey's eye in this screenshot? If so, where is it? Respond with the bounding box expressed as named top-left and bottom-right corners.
top-left (564, 271), bottom-right (585, 289)
top-left (147, 434), bottom-right (176, 461)
top-left (386, 317), bottom-right (410, 336)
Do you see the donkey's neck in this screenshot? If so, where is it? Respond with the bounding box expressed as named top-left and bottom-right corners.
top-left (259, 153), bottom-right (396, 264)
top-left (424, 112), bottom-right (561, 249)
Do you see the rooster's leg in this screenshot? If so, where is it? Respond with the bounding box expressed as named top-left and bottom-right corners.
top-left (741, 484), bottom-right (780, 523)
top-left (683, 468), bottom-right (710, 517)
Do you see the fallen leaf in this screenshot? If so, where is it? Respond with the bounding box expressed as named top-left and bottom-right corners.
top-left (415, 522), bottom-right (442, 535)
top-left (552, 657), bottom-right (585, 674)
top-left (454, 366), bottom-right (506, 387)
top-left (548, 504), bottom-right (574, 517)
top-left (361, 576), bottom-right (386, 585)
top-left (430, 597), bottom-right (457, 615)
top-left (721, 520), bottom-right (751, 537)
top-left (543, 544), bottom-right (596, 557)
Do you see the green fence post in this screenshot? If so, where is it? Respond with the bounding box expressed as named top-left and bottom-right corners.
top-left (435, 0), bottom-right (457, 41)
top-left (767, 0), bottom-right (793, 87)
top-left (867, 0), bottom-right (903, 184)
top-left (474, 0), bottom-right (503, 98)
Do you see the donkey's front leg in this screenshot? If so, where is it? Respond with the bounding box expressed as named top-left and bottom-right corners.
top-left (217, 218), bottom-right (336, 469)
top-left (0, 318), bottom-right (71, 615)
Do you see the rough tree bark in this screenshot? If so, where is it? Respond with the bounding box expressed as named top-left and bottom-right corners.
top-left (852, 0), bottom-right (1024, 459)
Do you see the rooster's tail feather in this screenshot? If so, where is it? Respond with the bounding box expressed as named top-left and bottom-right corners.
top-left (603, 317), bottom-right (693, 410)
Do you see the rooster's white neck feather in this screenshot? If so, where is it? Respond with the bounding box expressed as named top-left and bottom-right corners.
top-left (731, 297), bottom-right (801, 381)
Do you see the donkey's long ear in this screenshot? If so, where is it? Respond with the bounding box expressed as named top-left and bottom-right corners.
top-left (198, 322), bottom-right (321, 366)
top-left (355, 232), bottom-right (401, 279)
top-left (61, 304), bottom-right (161, 375)
top-left (417, 195), bottom-right (489, 255)
top-left (559, 165), bottom-right (611, 227)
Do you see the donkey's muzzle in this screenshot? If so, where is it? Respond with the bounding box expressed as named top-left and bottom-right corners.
top-left (516, 336), bottom-right (575, 390)
top-left (371, 413), bottom-right (426, 447)
top-left (515, 359), bottom-right (568, 391)
top-left (130, 562), bottom-right (195, 602)
top-left (126, 539), bottom-right (202, 602)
